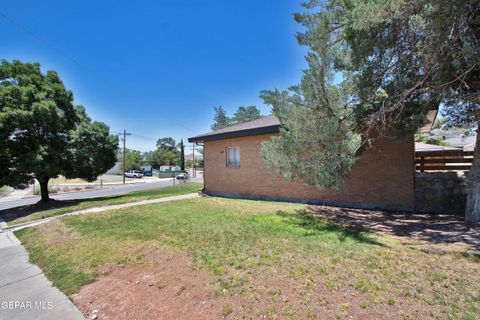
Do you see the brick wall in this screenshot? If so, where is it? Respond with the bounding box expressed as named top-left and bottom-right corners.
top-left (203, 133), bottom-right (415, 211)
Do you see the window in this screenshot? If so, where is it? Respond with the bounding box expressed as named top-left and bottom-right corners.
top-left (226, 147), bottom-right (240, 166)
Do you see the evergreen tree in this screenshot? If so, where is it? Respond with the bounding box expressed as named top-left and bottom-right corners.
top-left (261, 0), bottom-right (480, 223)
top-left (179, 139), bottom-right (185, 171)
top-left (233, 106), bottom-right (262, 123)
top-left (211, 106), bottom-right (231, 130)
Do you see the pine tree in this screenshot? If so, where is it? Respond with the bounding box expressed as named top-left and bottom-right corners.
top-left (211, 106), bottom-right (231, 130)
top-left (180, 139), bottom-right (185, 171)
top-left (233, 106), bottom-right (262, 123)
top-left (262, 0), bottom-right (480, 223)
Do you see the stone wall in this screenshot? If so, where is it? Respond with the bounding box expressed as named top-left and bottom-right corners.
top-left (415, 172), bottom-right (468, 215)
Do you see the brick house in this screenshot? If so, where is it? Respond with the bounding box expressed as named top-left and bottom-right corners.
top-left (189, 115), bottom-right (417, 211)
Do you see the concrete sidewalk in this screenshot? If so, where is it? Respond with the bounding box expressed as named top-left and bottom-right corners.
top-left (0, 231), bottom-right (84, 320)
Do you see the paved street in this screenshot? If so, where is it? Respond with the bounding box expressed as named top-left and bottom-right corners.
top-left (0, 173), bottom-right (203, 212)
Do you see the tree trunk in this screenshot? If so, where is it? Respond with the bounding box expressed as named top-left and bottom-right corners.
top-left (38, 177), bottom-right (50, 202)
top-left (465, 123), bottom-right (480, 225)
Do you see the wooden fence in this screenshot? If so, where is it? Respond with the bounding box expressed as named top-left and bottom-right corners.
top-left (415, 149), bottom-right (474, 172)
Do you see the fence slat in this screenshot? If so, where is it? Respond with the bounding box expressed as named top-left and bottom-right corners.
top-left (414, 149), bottom-right (473, 172)
top-left (415, 150), bottom-right (474, 157)
top-left (415, 165), bottom-right (472, 171)
top-left (414, 158), bottom-right (474, 164)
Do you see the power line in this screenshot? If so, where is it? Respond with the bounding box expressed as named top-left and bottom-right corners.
top-left (0, 12), bottom-right (200, 136)
top-left (130, 133), bottom-right (157, 141)
top-left (172, 122), bottom-right (200, 135)
top-left (0, 12), bottom-right (133, 100)
top-left (120, 129), bottom-right (132, 184)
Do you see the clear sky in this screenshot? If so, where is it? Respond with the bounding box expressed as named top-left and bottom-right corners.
top-left (1, 1), bottom-right (307, 151)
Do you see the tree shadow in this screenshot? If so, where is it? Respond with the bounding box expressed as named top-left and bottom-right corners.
top-left (275, 209), bottom-right (385, 247)
top-left (0, 194), bottom-right (125, 223)
top-left (306, 205), bottom-right (480, 253)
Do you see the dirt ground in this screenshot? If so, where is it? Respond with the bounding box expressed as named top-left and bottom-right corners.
top-left (72, 249), bottom-right (230, 320)
top-left (71, 247), bottom-right (425, 320)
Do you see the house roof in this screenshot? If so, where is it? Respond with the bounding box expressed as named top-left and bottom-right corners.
top-left (189, 110), bottom-right (439, 143)
top-left (188, 115), bottom-right (281, 143)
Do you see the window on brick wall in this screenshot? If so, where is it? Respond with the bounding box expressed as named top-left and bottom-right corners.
top-left (226, 147), bottom-right (240, 166)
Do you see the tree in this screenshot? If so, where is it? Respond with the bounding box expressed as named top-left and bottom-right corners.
top-left (414, 134), bottom-right (450, 147)
top-left (122, 149), bottom-right (142, 171)
top-left (179, 139), bottom-right (185, 171)
top-left (151, 136), bottom-right (180, 167)
top-left (211, 105), bottom-right (264, 130)
top-left (233, 106), bottom-right (262, 123)
top-left (261, 1), bottom-right (480, 223)
top-left (0, 60), bottom-right (118, 201)
top-left (156, 137), bottom-right (177, 151)
top-left (146, 147), bottom-right (177, 168)
top-left (211, 106), bottom-right (231, 130)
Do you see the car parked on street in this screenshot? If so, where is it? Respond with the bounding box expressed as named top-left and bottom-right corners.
top-left (175, 172), bottom-right (189, 180)
top-left (124, 170), bottom-right (144, 178)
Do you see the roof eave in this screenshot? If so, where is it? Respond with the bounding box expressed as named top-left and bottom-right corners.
top-left (188, 125), bottom-right (281, 143)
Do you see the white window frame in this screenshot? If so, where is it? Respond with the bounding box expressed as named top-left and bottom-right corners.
top-left (226, 147), bottom-right (240, 166)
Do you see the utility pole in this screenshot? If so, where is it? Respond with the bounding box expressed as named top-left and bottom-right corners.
top-left (121, 129), bottom-right (132, 184)
top-left (192, 143), bottom-right (196, 178)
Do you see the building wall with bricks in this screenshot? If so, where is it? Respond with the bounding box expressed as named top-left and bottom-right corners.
top-left (203, 133), bottom-right (415, 211)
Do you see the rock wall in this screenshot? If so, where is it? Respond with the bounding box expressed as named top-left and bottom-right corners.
top-left (415, 172), bottom-right (468, 215)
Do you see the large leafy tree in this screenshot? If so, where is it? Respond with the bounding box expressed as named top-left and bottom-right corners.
top-left (146, 147), bottom-right (177, 168)
top-left (262, 0), bottom-right (480, 223)
top-left (156, 137), bottom-right (177, 151)
top-left (122, 149), bottom-right (142, 171)
top-left (0, 60), bottom-right (118, 201)
top-left (151, 136), bottom-right (180, 167)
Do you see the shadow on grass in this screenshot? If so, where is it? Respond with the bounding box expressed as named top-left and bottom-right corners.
top-left (276, 209), bottom-right (385, 247)
top-left (307, 205), bottom-right (480, 253)
top-left (0, 194), bottom-right (125, 223)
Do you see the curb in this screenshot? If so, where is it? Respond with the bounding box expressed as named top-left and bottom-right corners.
top-left (0, 215), bottom-right (7, 231)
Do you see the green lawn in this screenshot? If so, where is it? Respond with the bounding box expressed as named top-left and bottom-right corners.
top-left (4, 182), bottom-right (202, 226)
top-left (16, 197), bottom-right (480, 319)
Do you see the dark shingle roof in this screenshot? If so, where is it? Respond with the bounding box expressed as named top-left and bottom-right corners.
top-left (188, 115), bottom-right (281, 143)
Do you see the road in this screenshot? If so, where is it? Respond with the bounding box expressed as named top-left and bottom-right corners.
top-left (0, 177), bottom-right (202, 212)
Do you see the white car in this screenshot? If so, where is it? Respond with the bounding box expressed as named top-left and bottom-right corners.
top-left (175, 172), bottom-right (189, 180)
top-left (124, 170), bottom-right (144, 178)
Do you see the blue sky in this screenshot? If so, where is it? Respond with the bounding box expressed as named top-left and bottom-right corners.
top-left (1, 1), bottom-right (307, 151)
